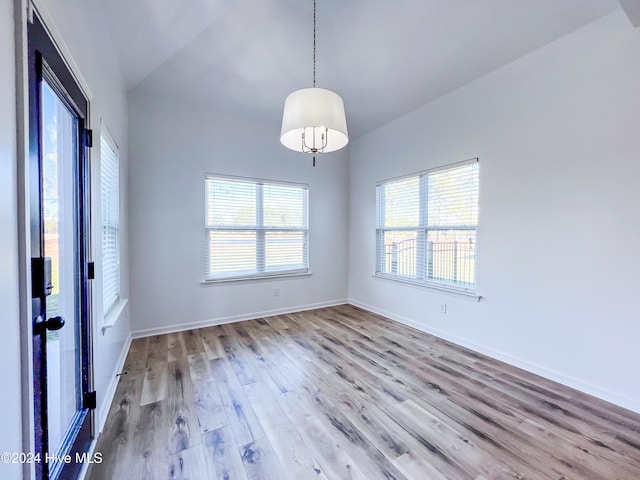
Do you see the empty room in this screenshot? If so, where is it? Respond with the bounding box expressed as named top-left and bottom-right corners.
top-left (2, 0), bottom-right (640, 479)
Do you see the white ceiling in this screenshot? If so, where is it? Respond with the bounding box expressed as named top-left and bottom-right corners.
top-left (99, 0), bottom-right (621, 139)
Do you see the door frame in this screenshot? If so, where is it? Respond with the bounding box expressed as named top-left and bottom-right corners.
top-left (22, 5), bottom-right (96, 479)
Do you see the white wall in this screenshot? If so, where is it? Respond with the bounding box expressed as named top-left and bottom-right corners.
top-left (349, 10), bottom-right (640, 413)
top-left (128, 92), bottom-right (349, 335)
top-left (26, 0), bottom-right (132, 432)
top-left (0, 2), bottom-right (24, 478)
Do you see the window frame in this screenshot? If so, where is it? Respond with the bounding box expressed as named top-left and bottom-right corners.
top-left (203, 173), bottom-right (310, 283)
top-left (375, 158), bottom-right (480, 299)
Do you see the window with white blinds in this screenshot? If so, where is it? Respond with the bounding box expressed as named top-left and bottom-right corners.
top-left (376, 159), bottom-right (479, 292)
top-left (205, 175), bottom-right (309, 281)
top-left (100, 133), bottom-right (120, 313)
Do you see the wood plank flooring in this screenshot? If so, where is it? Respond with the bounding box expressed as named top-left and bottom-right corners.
top-left (87, 305), bottom-right (640, 479)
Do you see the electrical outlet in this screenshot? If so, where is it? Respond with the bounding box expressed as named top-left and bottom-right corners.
top-left (440, 303), bottom-right (447, 314)
top-left (273, 288), bottom-right (280, 297)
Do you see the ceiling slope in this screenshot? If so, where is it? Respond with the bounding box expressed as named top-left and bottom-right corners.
top-left (103, 0), bottom-right (620, 138)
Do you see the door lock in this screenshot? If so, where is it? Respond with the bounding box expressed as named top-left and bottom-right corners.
top-left (31, 257), bottom-right (53, 298)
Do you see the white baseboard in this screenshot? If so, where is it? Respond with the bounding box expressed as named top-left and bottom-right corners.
top-left (77, 433), bottom-right (97, 480)
top-left (348, 299), bottom-right (640, 415)
top-left (97, 333), bottom-right (132, 433)
top-left (131, 299), bottom-right (349, 339)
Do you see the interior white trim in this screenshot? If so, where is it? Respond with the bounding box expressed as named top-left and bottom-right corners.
top-left (373, 273), bottom-right (481, 301)
top-left (348, 299), bottom-right (640, 415)
top-left (101, 298), bottom-right (128, 333)
top-left (30, 0), bottom-right (94, 100)
top-left (97, 333), bottom-right (132, 433)
top-left (15, 2), bottom-right (36, 478)
top-left (132, 299), bottom-right (348, 339)
top-left (202, 271), bottom-right (312, 285)
top-left (375, 157), bottom-right (479, 186)
top-left (77, 438), bottom-right (95, 480)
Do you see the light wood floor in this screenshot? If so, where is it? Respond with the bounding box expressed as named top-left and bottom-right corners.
top-left (87, 305), bottom-right (640, 479)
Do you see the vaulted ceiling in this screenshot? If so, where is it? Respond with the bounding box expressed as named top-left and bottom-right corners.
top-left (99, 0), bottom-right (622, 139)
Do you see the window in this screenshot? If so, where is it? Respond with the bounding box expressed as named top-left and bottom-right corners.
top-left (205, 175), bottom-right (309, 281)
top-left (376, 159), bottom-right (479, 293)
top-left (100, 132), bottom-right (120, 313)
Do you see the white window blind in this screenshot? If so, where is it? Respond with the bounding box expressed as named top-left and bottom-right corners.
top-left (100, 133), bottom-right (120, 313)
top-left (376, 159), bottom-right (479, 291)
top-left (205, 175), bottom-right (309, 281)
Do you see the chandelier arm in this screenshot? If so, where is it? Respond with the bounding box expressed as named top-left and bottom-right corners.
top-left (312, 125), bottom-right (316, 151)
top-left (302, 130), bottom-right (314, 153)
top-left (302, 128), bottom-right (316, 153)
top-left (301, 126), bottom-right (329, 153)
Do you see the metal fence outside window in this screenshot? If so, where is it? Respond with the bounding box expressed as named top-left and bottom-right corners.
top-left (384, 238), bottom-right (475, 286)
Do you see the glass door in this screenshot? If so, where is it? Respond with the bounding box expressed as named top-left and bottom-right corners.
top-left (41, 78), bottom-right (82, 465)
top-left (28, 14), bottom-right (94, 480)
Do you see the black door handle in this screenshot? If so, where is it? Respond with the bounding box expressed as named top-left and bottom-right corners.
top-left (46, 316), bottom-right (65, 330)
top-left (34, 315), bottom-right (65, 335)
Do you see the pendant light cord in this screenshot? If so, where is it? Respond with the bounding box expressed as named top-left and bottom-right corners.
top-left (313, 0), bottom-right (316, 88)
top-left (313, 0), bottom-right (317, 166)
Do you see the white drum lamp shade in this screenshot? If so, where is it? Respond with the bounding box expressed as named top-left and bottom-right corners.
top-left (280, 87), bottom-right (348, 153)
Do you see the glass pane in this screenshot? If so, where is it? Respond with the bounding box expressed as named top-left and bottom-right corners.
top-left (380, 176), bottom-right (420, 227)
top-left (426, 230), bottom-right (476, 287)
top-left (427, 163), bottom-right (479, 227)
top-left (207, 230), bottom-right (257, 277)
top-left (379, 230), bottom-right (419, 278)
top-left (263, 184), bottom-right (307, 228)
top-left (265, 231), bottom-right (306, 272)
top-left (206, 178), bottom-right (256, 227)
top-left (41, 80), bottom-right (80, 455)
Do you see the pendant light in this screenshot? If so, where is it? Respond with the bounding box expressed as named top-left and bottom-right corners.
top-left (280, 0), bottom-right (348, 166)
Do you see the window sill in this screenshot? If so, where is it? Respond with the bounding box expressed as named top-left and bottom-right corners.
top-left (201, 271), bottom-right (312, 286)
top-left (373, 273), bottom-right (481, 301)
top-left (102, 298), bottom-right (128, 334)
